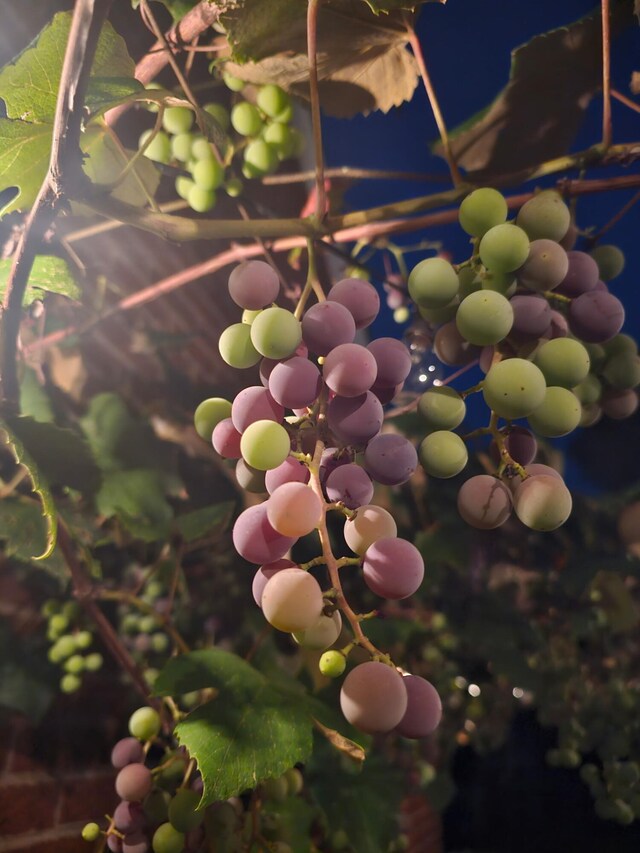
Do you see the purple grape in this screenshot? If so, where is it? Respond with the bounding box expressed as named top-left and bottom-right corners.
top-left (211, 418), bottom-right (242, 459)
top-left (490, 426), bottom-right (537, 467)
top-left (114, 801), bottom-right (146, 833)
top-left (325, 464), bottom-right (374, 509)
top-left (328, 278), bottom-right (380, 329)
top-left (363, 434), bottom-right (418, 486)
top-left (568, 291), bottom-right (625, 343)
top-left (394, 675), bottom-right (442, 738)
top-left (268, 356), bottom-right (322, 409)
top-left (107, 836), bottom-right (123, 852)
top-left (122, 833), bottom-right (149, 853)
top-left (235, 459), bottom-right (267, 493)
top-left (366, 338), bottom-right (412, 388)
top-left (556, 250), bottom-right (600, 297)
top-left (231, 386), bottom-right (283, 432)
top-left (228, 260), bottom-right (280, 309)
top-left (371, 382), bottom-right (404, 405)
top-left (259, 357), bottom-right (279, 387)
top-left (319, 446), bottom-right (355, 485)
top-left (516, 238), bottom-right (569, 292)
top-left (433, 321), bottom-right (481, 366)
top-left (252, 559), bottom-right (296, 607)
top-left (232, 503), bottom-right (297, 564)
top-left (601, 389), bottom-right (638, 419)
top-left (327, 392), bottom-right (384, 446)
top-left (115, 764), bottom-right (153, 802)
top-left (509, 294), bottom-right (551, 339)
top-left (362, 537), bottom-right (424, 599)
top-left (594, 279), bottom-right (609, 292)
top-left (323, 343), bottom-right (378, 397)
top-left (457, 475), bottom-right (513, 529)
top-left (111, 737), bottom-right (144, 769)
top-left (265, 457), bottom-right (310, 494)
top-left (547, 309), bottom-right (568, 338)
top-left (301, 301), bottom-right (356, 355)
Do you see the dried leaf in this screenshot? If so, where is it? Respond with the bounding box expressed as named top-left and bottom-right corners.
top-left (312, 716), bottom-right (366, 763)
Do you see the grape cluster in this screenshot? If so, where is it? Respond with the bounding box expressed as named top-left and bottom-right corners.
top-left (195, 260), bottom-right (442, 737)
top-left (82, 705), bottom-right (307, 852)
top-left (42, 598), bottom-right (103, 693)
top-left (118, 568), bottom-right (171, 672)
top-left (410, 187), bottom-right (638, 532)
top-left (140, 76), bottom-right (301, 213)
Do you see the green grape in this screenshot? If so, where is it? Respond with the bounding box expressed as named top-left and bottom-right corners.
top-left (458, 187), bottom-right (508, 237)
top-left (589, 244), bottom-right (625, 281)
top-left (257, 84), bottom-right (291, 118)
top-left (418, 299), bottom-right (459, 325)
top-left (162, 106), bottom-right (194, 135)
top-left (55, 634), bottom-right (77, 659)
top-left (145, 668), bottom-right (160, 688)
top-left (418, 431), bottom-right (468, 479)
top-left (455, 290), bottom-right (513, 345)
top-left (219, 323), bottom-right (261, 369)
top-left (122, 613), bottom-right (142, 634)
top-left (242, 139), bottom-right (278, 177)
top-left (170, 132), bottom-right (193, 163)
top-left (235, 459), bottom-right (267, 492)
top-left (129, 706), bottom-right (161, 741)
top-left (84, 652), bottom-right (103, 671)
top-left (231, 101), bottom-right (263, 137)
top-left (41, 599), bottom-right (59, 617)
top-left (407, 257), bottom-right (459, 309)
top-left (48, 613), bottom-right (69, 639)
top-left (48, 643), bottom-right (66, 664)
top-left (482, 358), bottom-right (547, 419)
top-left (250, 306), bottom-right (302, 359)
top-left (145, 580), bottom-right (164, 600)
top-left (225, 177), bottom-right (243, 197)
top-left (222, 70), bottom-right (245, 92)
top-left (64, 654), bottom-right (85, 674)
top-left (513, 474), bottom-right (572, 531)
top-left (284, 767), bottom-right (303, 795)
top-left (139, 129), bottom-right (172, 164)
top-left (81, 822), bottom-right (101, 842)
top-left (457, 267), bottom-right (482, 298)
top-left (144, 81), bottom-right (163, 113)
top-left (60, 673), bottom-right (81, 693)
top-left (203, 102), bottom-right (230, 131)
top-left (263, 122), bottom-right (295, 160)
top-left (601, 352), bottom-right (640, 390)
top-left (580, 403), bottom-right (602, 427)
top-left (479, 223), bottom-right (530, 273)
top-left (241, 308), bottom-right (261, 324)
top-left (156, 756), bottom-right (188, 791)
top-left (168, 788), bottom-right (203, 832)
top-left (417, 386), bottom-right (466, 431)
top-left (573, 374), bottom-right (602, 405)
top-left (273, 103), bottom-right (293, 124)
top-left (187, 185), bottom-right (216, 213)
top-left (144, 789), bottom-right (171, 825)
top-left (74, 630), bottom-right (92, 650)
top-left (603, 333), bottom-right (638, 358)
top-left (138, 614), bottom-right (156, 634)
top-left (151, 633), bottom-right (169, 653)
top-left (481, 270), bottom-right (516, 297)
top-left (516, 190), bottom-right (571, 241)
top-left (209, 801), bottom-right (238, 832)
top-left (152, 822), bottom-right (185, 853)
top-left (62, 601), bottom-right (80, 620)
top-left (240, 421), bottom-right (290, 471)
top-left (319, 650), bottom-right (346, 678)
top-left (192, 157), bottom-right (225, 191)
top-left (262, 775), bottom-right (288, 803)
top-left (534, 338), bottom-right (591, 388)
top-left (194, 397), bottom-right (232, 440)
top-left (175, 175), bottom-right (194, 201)
top-left (528, 387), bottom-right (581, 437)
top-left (190, 136), bottom-right (213, 160)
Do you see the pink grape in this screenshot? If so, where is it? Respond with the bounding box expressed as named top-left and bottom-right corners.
top-left (261, 568), bottom-right (324, 632)
top-left (328, 278), bottom-right (380, 329)
top-left (252, 559), bottom-right (296, 607)
top-left (231, 386), bottom-right (283, 433)
top-left (363, 433), bottom-right (417, 486)
top-left (513, 474), bottom-right (572, 531)
top-left (265, 457), bottom-right (310, 494)
top-left (268, 356), bottom-right (322, 409)
top-left (325, 464), bottom-right (374, 509)
top-left (362, 537), bottom-right (424, 599)
top-left (115, 763), bottom-right (153, 802)
top-left (212, 418), bottom-right (242, 458)
top-left (395, 675), bottom-right (442, 738)
top-left (509, 294), bottom-right (551, 339)
top-left (556, 250), bottom-right (599, 297)
top-left (323, 343), bottom-right (378, 397)
top-left (301, 301), bottom-right (356, 355)
top-left (340, 661), bottom-right (408, 734)
top-left (344, 504), bottom-right (397, 555)
top-left (228, 260), bottom-right (280, 309)
top-left (327, 392), bottom-right (384, 445)
top-left (456, 475), bottom-right (513, 529)
top-left (266, 482), bottom-right (323, 537)
top-left (319, 446), bottom-right (355, 485)
top-left (111, 737), bottom-right (144, 769)
top-left (366, 338), bottom-right (412, 388)
top-left (232, 503), bottom-right (297, 564)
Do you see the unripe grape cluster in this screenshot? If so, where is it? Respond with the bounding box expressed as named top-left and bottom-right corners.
top-left (42, 597), bottom-right (103, 693)
top-left (195, 260), bottom-right (442, 738)
top-left (140, 75), bottom-right (302, 213)
top-left (410, 187), bottom-right (637, 533)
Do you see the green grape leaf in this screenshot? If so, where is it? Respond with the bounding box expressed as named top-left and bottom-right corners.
top-left (96, 469), bottom-right (174, 542)
top-left (0, 119), bottom-right (52, 217)
top-left (174, 502), bottom-right (234, 542)
top-left (0, 11), bottom-right (135, 122)
top-left (131, 0), bottom-right (201, 22)
top-left (3, 415), bottom-right (101, 495)
top-left (0, 255), bottom-right (81, 305)
top-left (20, 369), bottom-right (55, 424)
top-left (220, 0), bottom-right (421, 117)
top-left (0, 420), bottom-right (57, 560)
top-left (80, 126), bottom-right (161, 208)
top-left (439, 3), bottom-right (636, 178)
top-left (85, 76), bottom-right (145, 115)
top-left (154, 650), bottom-right (314, 805)
top-left (0, 498), bottom-right (66, 578)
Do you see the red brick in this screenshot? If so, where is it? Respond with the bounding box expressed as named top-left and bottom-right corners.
top-left (0, 822), bottom-right (89, 853)
top-left (57, 769), bottom-right (116, 823)
top-left (0, 775), bottom-right (58, 834)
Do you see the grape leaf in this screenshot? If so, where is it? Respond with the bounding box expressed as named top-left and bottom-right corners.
top-left (154, 649), bottom-right (314, 805)
top-left (220, 0), bottom-right (421, 116)
top-left (20, 370), bottom-right (55, 424)
top-left (85, 76), bottom-right (144, 115)
top-left (79, 127), bottom-right (161, 208)
top-left (0, 120), bottom-right (52, 217)
top-left (96, 469), bottom-right (174, 542)
top-left (0, 12), bottom-right (135, 122)
top-left (438, 4), bottom-right (636, 178)
top-left (0, 256), bottom-right (81, 305)
top-left (174, 502), bottom-right (234, 542)
top-left (0, 499), bottom-right (66, 579)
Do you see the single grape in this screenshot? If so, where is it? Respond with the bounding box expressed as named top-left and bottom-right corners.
top-left (82, 822), bottom-right (101, 842)
top-left (230, 102), bottom-right (262, 136)
top-left (419, 431), bottom-right (468, 479)
top-left (190, 136), bottom-right (216, 160)
top-left (228, 260), bottom-right (279, 310)
top-left (174, 175), bottom-right (194, 201)
top-left (250, 307), bottom-right (302, 359)
top-left (482, 358), bottom-right (547, 419)
top-left (456, 290), bottom-right (514, 345)
top-left (74, 630), bottom-right (92, 650)
top-left (162, 106), bottom-right (193, 135)
top-left (252, 560), bottom-right (296, 608)
top-left (328, 279), bottom-right (380, 329)
top-left (122, 833), bottom-right (149, 853)
top-left (408, 257), bottom-right (459, 309)
top-left (419, 298), bottom-right (459, 326)
top-left (84, 652), bottom-right (103, 671)
top-left (509, 294), bottom-right (552, 340)
top-left (152, 822), bottom-right (185, 853)
top-left (262, 776), bottom-right (288, 803)
top-left (479, 223), bottom-right (530, 273)
top-left (242, 139), bottom-right (278, 177)
top-left (458, 187), bottom-right (508, 237)
top-left (267, 482), bottom-right (323, 537)
top-left (285, 767), bottom-right (304, 795)
top-left (224, 177), bottom-right (243, 197)
top-left (265, 457), bottom-right (310, 494)
top-left (433, 321), bottom-right (480, 366)
top-left (64, 654), bottom-right (85, 674)
top-left (458, 266), bottom-right (482, 298)
top-left (574, 374), bottom-right (602, 405)
top-left (170, 132), bottom-right (193, 163)
top-left (203, 102), bottom-right (230, 131)
top-left (340, 661), bottom-right (408, 734)
top-left (418, 386), bottom-right (466, 432)
top-left (516, 239), bottom-right (569, 292)
top-left (495, 425), bottom-right (537, 466)
top-left (366, 338), bottom-right (412, 388)
top-left (261, 568), bottom-right (324, 632)
top-left (601, 352), bottom-right (640, 390)
top-left (293, 610), bottom-right (342, 650)
top-left (268, 357), bottom-right (322, 409)
top-left (589, 244), bottom-right (625, 281)
top-left (480, 269), bottom-right (516, 298)
top-left (568, 291), bottom-right (625, 343)
top-left (233, 503), bottom-right (296, 564)
top-left (323, 343), bottom-right (378, 397)
top-left (601, 389), bottom-right (638, 419)
top-left (319, 650), bottom-right (346, 678)
top-left (516, 190), bottom-right (571, 241)
top-left (534, 338), bottom-right (591, 388)
top-left (301, 301), bottom-right (355, 355)
top-left (139, 129), bottom-right (171, 164)
top-left (116, 763), bottom-right (153, 802)
top-left (129, 707), bottom-right (161, 741)
top-left (113, 800), bottom-right (145, 834)
top-left (557, 251), bottom-right (600, 297)
top-left (262, 121), bottom-right (295, 159)
top-left (394, 675), bottom-right (442, 738)
top-left (325, 463), bottom-right (374, 509)
top-left (240, 420), bottom-right (290, 471)
top-left (212, 418), bottom-right (242, 459)
top-left (362, 537), bottom-right (424, 599)
top-left (326, 392), bottom-right (384, 446)
top-left (235, 459), bottom-right (267, 494)
top-left (363, 433), bottom-right (417, 486)
top-left (187, 185), bottom-right (216, 213)
top-left (457, 475), bottom-right (513, 529)
top-left (343, 504), bottom-right (397, 555)
top-left (513, 474), bottom-right (572, 531)
top-left (168, 788), bottom-right (203, 832)
top-left (231, 386), bottom-right (283, 433)
top-left (60, 673), bottom-right (81, 693)
top-left (257, 84), bottom-right (290, 118)
top-left (107, 835), bottom-right (123, 852)
top-left (218, 323), bottom-right (260, 369)
top-left (192, 157), bottom-right (224, 191)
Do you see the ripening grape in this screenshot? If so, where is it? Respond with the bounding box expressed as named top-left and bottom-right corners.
top-left (265, 457), bottom-right (310, 494)
top-left (235, 459), bottom-right (267, 493)
top-left (419, 431), bottom-right (468, 479)
top-left (340, 661), bottom-right (408, 734)
top-left (325, 464), bottom-right (374, 509)
top-left (408, 257), bottom-right (459, 309)
top-left (568, 291), bottom-right (625, 343)
top-left (394, 675), bottom-right (442, 738)
top-left (218, 322), bottom-right (261, 369)
top-left (152, 822), bottom-right (185, 853)
top-left (267, 482), bottom-right (323, 537)
top-left (458, 187), bottom-right (508, 237)
top-left (231, 386), bottom-right (283, 433)
top-left (601, 389), bottom-right (639, 419)
top-left (113, 801), bottom-right (145, 833)
top-left (601, 352), bottom-right (640, 390)
top-left (129, 706), bottom-right (161, 740)
top-left (479, 223), bottom-right (530, 273)
top-left (366, 338), bottom-right (412, 388)
top-left (323, 343), bottom-right (378, 397)
top-left (589, 244), bottom-right (625, 281)
top-left (363, 433), bottom-right (418, 486)
top-left (250, 307), bottom-right (302, 359)
top-left (482, 358), bottom-right (547, 419)
top-left (293, 610), bottom-right (342, 650)
top-left (252, 559), bottom-right (297, 607)
top-left (116, 763), bottom-right (153, 802)
top-left (186, 185), bottom-right (216, 213)
top-left (433, 321), bottom-right (480, 366)
top-left (326, 392), bottom-right (384, 445)
top-left (319, 650), bottom-right (346, 677)
top-left (557, 251), bottom-right (600, 297)
top-left (111, 737), bottom-right (145, 768)
top-left (212, 418), bottom-right (242, 458)
top-left (516, 190), bottom-right (571, 241)
top-left (513, 474), bottom-right (572, 531)
top-left (498, 426), bottom-right (538, 466)
top-left (516, 239), bottom-right (569, 292)
top-left (139, 129), bottom-right (171, 164)
top-left (194, 397), bottom-right (232, 441)
top-left (574, 374), bottom-right (602, 405)
top-left (457, 475), bottom-right (513, 529)
top-left (240, 420), bottom-right (291, 471)
top-left (233, 502), bottom-right (296, 564)
top-left (168, 788), bottom-right (203, 832)
top-left (268, 356), bottom-right (322, 409)
top-left (229, 260), bottom-right (280, 310)
top-left (122, 833), bottom-right (148, 853)
top-left (230, 102), bottom-right (262, 136)
top-left (481, 269), bottom-right (516, 298)
top-left (301, 301), bottom-right (356, 355)
top-left (343, 504), bottom-right (397, 555)
top-left (534, 338), bottom-right (591, 388)
top-left (261, 568), bottom-right (324, 632)
top-left (362, 537), bottom-right (424, 599)
top-left (192, 157), bottom-right (224, 191)
top-left (418, 386), bottom-right (466, 432)
top-left (419, 298), bottom-right (459, 326)
top-left (509, 294), bottom-right (552, 339)
top-left (456, 290), bottom-right (514, 345)
top-left (203, 102), bottom-right (230, 130)
top-left (328, 278), bottom-right (380, 329)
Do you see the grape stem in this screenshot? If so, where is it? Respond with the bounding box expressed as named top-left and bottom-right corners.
top-left (601, 0), bottom-right (612, 150)
top-left (294, 238), bottom-right (326, 319)
top-left (307, 0), bottom-right (327, 222)
top-left (486, 412), bottom-right (528, 481)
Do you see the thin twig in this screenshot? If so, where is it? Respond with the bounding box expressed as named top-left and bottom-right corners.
top-left (307, 0), bottom-right (327, 221)
top-left (261, 166), bottom-right (449, 185)
top-left (611, 89), bottom-right (640, 115)
top-left (601, 0), bottom-right (612, 149)
top-left (588, 188), bottom-right (640, 243)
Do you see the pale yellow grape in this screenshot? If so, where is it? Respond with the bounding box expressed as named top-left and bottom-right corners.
top-left (261, 568), bottom-right (324, 632)
top-left (266, 482), bottom-right (323, 537)
top-left (250, 307), bottom-right (302, 359)
top-left (293, 611), bottom-right (342, 650)
top-left (513, 474), bottom-right (572, 531)
top-left (218, 323), bottom-right (261, 369)
top-left (240, 421), bottom-right (290, 471)
top-left (343, 504), bottom-right (397, 555)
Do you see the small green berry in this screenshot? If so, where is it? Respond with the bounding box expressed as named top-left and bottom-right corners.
top-left (84, 652), bottom-right (104, 672)
top-left (129, 706), bottom-right (162, 741)
top-left (64, 654), bottom-right (85, 674)
top-left (74, 630), bottom-right (93, 650)
top-left (60, 673), bottom-right (82, 693)
top-left (319, 650), bottom-right (346, 678)
top-left (152, 822), bottom-right (185, 853)
top-left (81, 822), bottom-right (101, 842)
